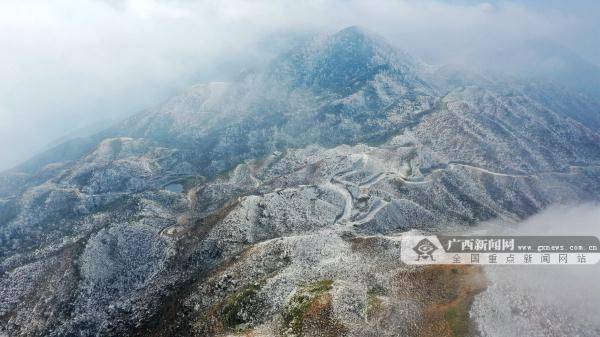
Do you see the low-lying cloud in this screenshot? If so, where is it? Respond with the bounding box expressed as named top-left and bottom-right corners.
top-left (1, 0), bottom-right (599, 170)
top-left (473, 203), bottom-right (600, 336)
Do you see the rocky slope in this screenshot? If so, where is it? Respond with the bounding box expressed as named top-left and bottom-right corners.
top-left (1, 26), bottom-right (600, 337)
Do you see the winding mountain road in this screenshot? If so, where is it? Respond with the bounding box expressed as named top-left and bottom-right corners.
top-left (325, 161), bottom-right (600, 227)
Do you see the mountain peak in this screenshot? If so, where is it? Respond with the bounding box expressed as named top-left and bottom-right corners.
top-left (326, 26), bottom-right (383, 59)
top-left (269, 26), bottom-right (421, 95)
top-left (331, 25), bottom-right (370, 40)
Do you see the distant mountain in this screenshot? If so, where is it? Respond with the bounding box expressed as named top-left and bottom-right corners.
top-left (1, 27), bottom-right (599, 337)
top-left (468, 38), bottom-right (600, 99)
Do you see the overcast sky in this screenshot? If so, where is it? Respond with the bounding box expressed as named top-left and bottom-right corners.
top-left (1, 0), bottom-right (599, 171)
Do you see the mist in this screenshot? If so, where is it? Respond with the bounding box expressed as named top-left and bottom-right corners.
top-left (473, 203), bottom-right (600, 336)
top-left (1, 0), bottom-right (600, 171)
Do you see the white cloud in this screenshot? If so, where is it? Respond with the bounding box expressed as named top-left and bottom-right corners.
top-left (473, 203), bottom-right (600, 336)
top-left (0, 0), bottom-right (598, 170)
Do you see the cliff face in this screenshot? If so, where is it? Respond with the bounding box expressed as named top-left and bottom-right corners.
top-left (1, 27), bottom-right (600, 337)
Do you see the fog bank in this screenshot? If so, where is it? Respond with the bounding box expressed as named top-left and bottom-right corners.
top-left (1, 0), bottom-right (599, 170)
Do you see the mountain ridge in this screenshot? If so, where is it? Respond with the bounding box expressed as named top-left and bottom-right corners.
top-left (1, 26), bottom-right (600, 337)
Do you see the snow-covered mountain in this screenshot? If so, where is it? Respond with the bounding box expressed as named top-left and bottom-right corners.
top-left (1, 27), bottom-right (599, 337)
